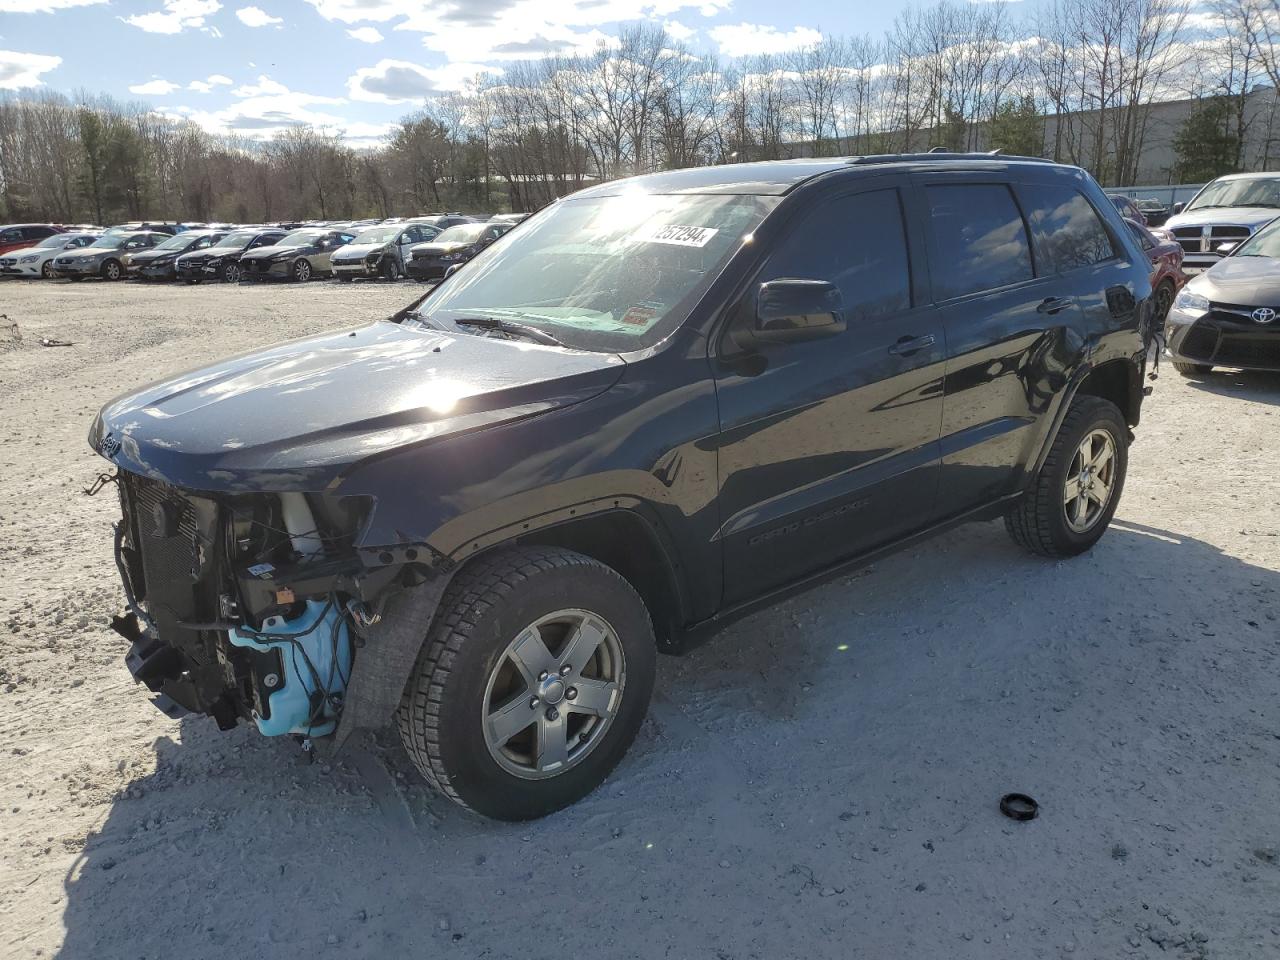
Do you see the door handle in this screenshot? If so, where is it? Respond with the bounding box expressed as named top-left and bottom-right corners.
top-left (1037, 296), bottom-right (1073, 315)
top-left (888, 334), bottom-right (936, 357)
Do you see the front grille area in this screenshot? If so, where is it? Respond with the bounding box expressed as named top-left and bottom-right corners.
top-left (1177, 316), bottom-right (1280, 370)
top-left (1171, 224), bottom-right (1252, 256)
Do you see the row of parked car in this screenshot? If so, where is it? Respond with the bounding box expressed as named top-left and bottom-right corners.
top-left (0, 213), bottom-right (526, 285)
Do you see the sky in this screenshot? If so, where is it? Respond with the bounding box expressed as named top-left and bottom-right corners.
top-left (0, 0), bottom-right (953, 144)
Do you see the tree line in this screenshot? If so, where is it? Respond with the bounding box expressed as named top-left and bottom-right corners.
top-left (1, 0), bottom-right (1277, 226)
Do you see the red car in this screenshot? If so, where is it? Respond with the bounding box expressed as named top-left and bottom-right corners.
top-left (1125, 218), bottom-right (1185, 319)
top-left (0, 224), bottom-right (64, 257)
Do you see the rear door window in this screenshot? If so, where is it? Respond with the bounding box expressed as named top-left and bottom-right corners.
top-left (924, 184), bottom-right (1033, 300)
top-left (762, 188), bottom-right (912, 321)
top-left (1020, 182), bottom-right (1118, 272)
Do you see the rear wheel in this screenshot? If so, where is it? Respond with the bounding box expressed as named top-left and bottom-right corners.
top-left (1172, 361), bottom-right (1212, 377)
top-left (292, 259), bottom-right (312, 282)
top-left (397, 547), bottom-right (656, 820)
top-left (1006, 396), bottom-right (1128, 558)
top-left (101, 259), bottom-right (122, 281)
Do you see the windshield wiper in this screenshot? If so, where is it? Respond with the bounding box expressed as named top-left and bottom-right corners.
top-left (452, 316), bottom-right (566, 347)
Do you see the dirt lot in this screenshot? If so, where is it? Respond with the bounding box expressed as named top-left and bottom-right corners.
top-left (1, 277), bottom-right (1279, 960)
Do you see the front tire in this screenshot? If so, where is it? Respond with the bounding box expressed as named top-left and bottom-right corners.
top-left (397, 547), bottom-right (656, 820)
top-left (1172, 360), bottom-right (1212, 377)
top-left (1005, 396), bottom-right (1129, 558)
top-left (292, 259), bottom-right (312, 282)
top-left (41, 261), bottom-right (54, 279)
top-left (222, 262), bottom-right (240, 283)
top-left (381, 258), bottom-right (400, 281)
top-left (101, 259), bottom-right (122, 281)
top-left (1153, 280), bottom-right (1175, 323)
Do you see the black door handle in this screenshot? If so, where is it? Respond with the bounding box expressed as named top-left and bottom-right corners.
top-left (1037, 297), bottom-right (1073, 315)
top-left (888, 334), bottom-right (936, 357)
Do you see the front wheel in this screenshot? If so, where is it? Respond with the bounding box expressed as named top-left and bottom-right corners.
top-left (101, 259), bottom-right (122, 281)
top-left (222, 262), bottom-right (240, 283)
top-left (1153, 280), bottom-right (1175, 324)
top-left (381, 258), bottom-right (400, 281)
top-left (292, 259), bottom-right (312, 282)
top-left (397, 547), bottom-right (656, 820)
top-left (41, 260), bottom-right (54, 279)
top-left (1005, 395), bottom-right (1129, 558)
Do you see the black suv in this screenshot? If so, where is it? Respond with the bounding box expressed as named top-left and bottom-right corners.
top-left (89, 155), bottom-right (1154, 820)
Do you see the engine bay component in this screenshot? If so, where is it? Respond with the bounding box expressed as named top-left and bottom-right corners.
top-left (228, 599), bottom-right (353, 737)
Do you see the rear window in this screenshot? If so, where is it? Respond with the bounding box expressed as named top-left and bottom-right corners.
top-left (1021, 183), bottom-right (1118, 272)
top-left (925, 184), bottom-right (1033, 300)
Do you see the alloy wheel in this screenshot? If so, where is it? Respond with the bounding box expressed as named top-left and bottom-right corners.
top-left (104, 261), bottom-right (120, 280)
top-left (294, 260), bottom-right (311, 282)
top-left (41, 261), bottom-right (53, 278)
top-left (1063, 428), bottom-right (1117, 533)
top-left (224, 263), bottom-right (239, 283)
top-left (481, 609), bottom-right (625, 780)
top-left (1154, 283), bottom-right (1174, 322)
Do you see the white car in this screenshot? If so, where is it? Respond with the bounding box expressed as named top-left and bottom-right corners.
top-left (0, 232), bottom-right (101, 279)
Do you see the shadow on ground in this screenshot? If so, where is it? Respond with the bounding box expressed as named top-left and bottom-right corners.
top-left (57, 522), bottom-right (1280, 960)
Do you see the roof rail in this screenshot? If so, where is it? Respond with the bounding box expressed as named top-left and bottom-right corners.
top-left (846, 151), bottom-right (1053, 166)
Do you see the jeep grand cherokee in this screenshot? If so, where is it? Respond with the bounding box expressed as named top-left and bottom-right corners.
top-left (89, 154), bottom-right (1155, 820)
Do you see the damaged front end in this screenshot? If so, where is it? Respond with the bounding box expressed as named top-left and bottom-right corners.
top-left (103, 471), bottom-right (435, 744)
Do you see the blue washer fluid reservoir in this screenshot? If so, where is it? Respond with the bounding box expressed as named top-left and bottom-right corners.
top-left (227, 599), bottom-right (352, 737)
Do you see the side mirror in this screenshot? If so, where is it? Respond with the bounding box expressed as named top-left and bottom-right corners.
top-left (1172, 202), bottom-right (1185, 214)
top-left (753, 279), bottom-right (845, 344)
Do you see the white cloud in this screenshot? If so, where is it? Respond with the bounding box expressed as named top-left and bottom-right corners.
top-left (0, 0), bottom-right (108, 12)
top-left (347, 26), bottom-right (383, 43)
top-left (129, 78), bottom-right (181, 95)
top-left (709, 22), bottom-right (822, 57)
top-left (235, 5), bottom-right (281, 26)
top-left (188, 73), bottom-right (233, 92)
top-left (347, 58), bottom-right (499, 103)
top-left (663, 19), bottom-right (696, 42)
top-left (300, 0), bottom-right (723, 62)
top-left (167, 76), bottom-right (396, 142)
top-left (122, 0), bottom-right (222, 34)
top-left (0, 49), bottom-right (61, 89)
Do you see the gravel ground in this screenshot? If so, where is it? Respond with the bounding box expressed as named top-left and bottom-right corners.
top-left (2, 277), bottom-right (1279, 960)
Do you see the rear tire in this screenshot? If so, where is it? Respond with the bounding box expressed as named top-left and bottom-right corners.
top-left (1172, 361), bottom-right (1212, 376)
top-left (397, 547), bottom-right (656, 820)
top-left (1005, 395), bottom-right (1128, 558)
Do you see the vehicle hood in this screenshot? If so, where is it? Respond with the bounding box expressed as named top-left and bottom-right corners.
top-left (4, 246), bottom-right (42, 259)
top-left (1165, 206), bottom-right (1280, 230)
top-left (58, 246), bottom-right (118, 260)
top-left (240, 243), bottom-right (314, 260)
top-left (332, 242), bottom-right (386, 260)
top-left (89, 320), bottom-right (625, 493)
top-left (411, 241), bottom-right (471, 256)
top-left (178, 249), bottom-right (221, 263)
top-left (1191, 256), bottom-right (1280, 303)
top-left (131, 248), bottom-right (177, 264)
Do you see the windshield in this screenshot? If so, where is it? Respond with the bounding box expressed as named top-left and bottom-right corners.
top-left (435, 224), bottom-right (486, 244)
top-left (415, 192), bottom-right (778, 352)
top-left (88, 235), bottom-right (125, 249)
top-left (355, 226), bottom-right (400, 244)
top-left (215, 231), bottom-right (255, 248)
top-left (1229, 217), bottom-right (1280, 258)
top-left (36, 234), bottom-right (73, 248)
top-left (155, 233), bottom-right (195, 251)
top-left (279, 229), bottom-right (324, 246)
top-left (1187, 178), bottom-right (1280, 211)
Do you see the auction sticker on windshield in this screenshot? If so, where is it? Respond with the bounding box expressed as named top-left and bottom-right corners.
top-left (634, 224), bottom-right (719, 247)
